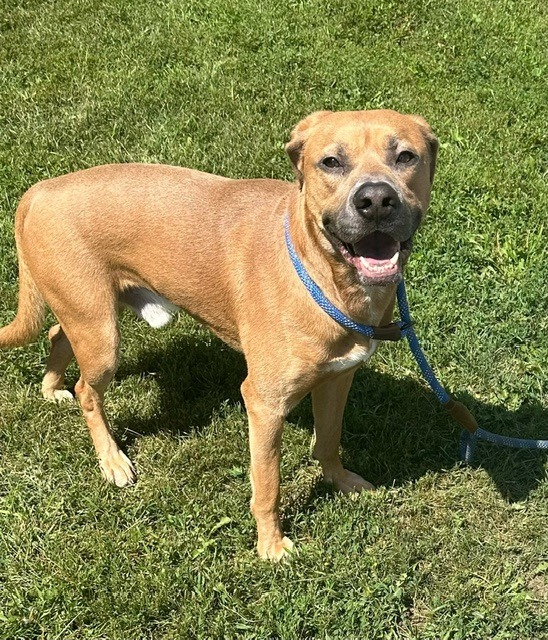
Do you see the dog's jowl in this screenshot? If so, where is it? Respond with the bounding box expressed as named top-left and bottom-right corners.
top-left (0, 110), bottom-right (437, 560)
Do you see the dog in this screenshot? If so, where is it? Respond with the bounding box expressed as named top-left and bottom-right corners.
top-left (0, 110), bottom-right (437, 560)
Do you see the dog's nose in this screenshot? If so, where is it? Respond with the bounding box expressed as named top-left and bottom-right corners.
top-left (353, 182), bottom-right (400, 220)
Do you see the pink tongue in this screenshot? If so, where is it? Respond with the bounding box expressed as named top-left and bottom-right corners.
top-left (348, 231), bottom-right (401, 278)
top-left (363, 256), bottom-right (391, 267)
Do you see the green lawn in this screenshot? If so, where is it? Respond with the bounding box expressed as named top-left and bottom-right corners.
top-left (1, 0), bottom-right (547, 638)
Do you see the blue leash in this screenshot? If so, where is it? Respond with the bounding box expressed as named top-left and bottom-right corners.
top-left (285, 217), bottom-right (548, 462)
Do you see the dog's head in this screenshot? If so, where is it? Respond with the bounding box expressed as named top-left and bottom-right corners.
top-left (286, 110), bottom-right (438, 286)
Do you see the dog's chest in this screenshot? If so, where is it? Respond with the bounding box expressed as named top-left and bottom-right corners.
top-left (324, 340), bottom-right (378, 373)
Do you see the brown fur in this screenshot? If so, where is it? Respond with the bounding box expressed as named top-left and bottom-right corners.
top-left (0, 110), bottom-right (437, 559)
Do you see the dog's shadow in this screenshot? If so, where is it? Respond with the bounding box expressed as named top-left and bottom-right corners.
top-left (112, 325), bottom-right (547, 504)
top-left (115, 328), bottom-right (247, 441)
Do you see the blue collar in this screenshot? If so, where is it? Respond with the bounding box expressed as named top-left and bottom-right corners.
top-left (284, 216), bottom-right (411, 341)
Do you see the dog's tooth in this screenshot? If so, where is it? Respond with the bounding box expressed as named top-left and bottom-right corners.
top-left (390, 251), bottom-right (400, 265)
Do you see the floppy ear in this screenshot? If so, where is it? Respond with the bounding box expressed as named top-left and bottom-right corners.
top-left (285, 111), bottom-right (332, 187)
top-left (411, 115), bottom-right (439, 184)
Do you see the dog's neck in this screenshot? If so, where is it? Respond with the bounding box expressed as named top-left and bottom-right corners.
top-left (287, 203), bottom-right (397, 328)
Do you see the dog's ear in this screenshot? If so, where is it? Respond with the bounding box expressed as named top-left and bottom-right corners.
top-left (411, 115), bottom-right (439, 185)
top-left (285, 111), bottom-right (332, 187)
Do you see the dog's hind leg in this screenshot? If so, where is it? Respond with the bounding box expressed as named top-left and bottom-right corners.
top-left (60, 307), bottom-right (136, 488)
top-left (42, 324), bottom-right (75, 402)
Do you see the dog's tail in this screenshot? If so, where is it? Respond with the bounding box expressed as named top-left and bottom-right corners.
top-left (0, 190), bottom-right (46, 348)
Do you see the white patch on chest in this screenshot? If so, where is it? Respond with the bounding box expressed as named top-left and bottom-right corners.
top-left (120, 287), bottom-right (179, 328)
top-left (325, 340), bottom-right (378, 373)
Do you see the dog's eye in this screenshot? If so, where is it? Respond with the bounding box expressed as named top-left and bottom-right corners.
top-left (321, 157), bottom-right (342, 169)
top-left (396, 151), bottom-right (416, 165)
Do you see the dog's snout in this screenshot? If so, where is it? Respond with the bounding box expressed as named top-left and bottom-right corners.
top-left (352, 182), bottom-right (400, 220)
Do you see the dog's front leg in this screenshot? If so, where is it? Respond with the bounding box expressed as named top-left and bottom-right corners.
top-left (241, 377), bottom-right (293, 561)
top-left (311, 371), bottom-right (375, 493)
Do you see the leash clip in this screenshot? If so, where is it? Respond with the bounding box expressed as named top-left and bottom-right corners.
top-left (371, 322), bottom-right (411, 342)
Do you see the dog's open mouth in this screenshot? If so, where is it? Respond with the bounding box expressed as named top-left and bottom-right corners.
top-left (338, 231), bottom-right (403, 284)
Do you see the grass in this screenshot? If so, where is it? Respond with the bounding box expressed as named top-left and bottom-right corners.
top-left (1, 0), bottom-right (547, 637)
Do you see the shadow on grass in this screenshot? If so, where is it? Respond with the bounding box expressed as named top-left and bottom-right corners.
top-left (114, 332), bottom-right (247, 440)
top-left (113, 331), bottom-right (547, 503)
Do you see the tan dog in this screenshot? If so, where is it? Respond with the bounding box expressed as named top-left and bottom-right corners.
top-left (0, 110), bottom-right (437, 560)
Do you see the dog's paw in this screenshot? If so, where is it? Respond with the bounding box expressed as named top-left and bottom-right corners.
top-left (99, 450), bottom-right (137, 488)
top-left (326, 468), bottom-right (375, 494)
top-left (257, 535), bottom-right (294, 562)
top-left (42, 388), bottom-right (75, 403)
